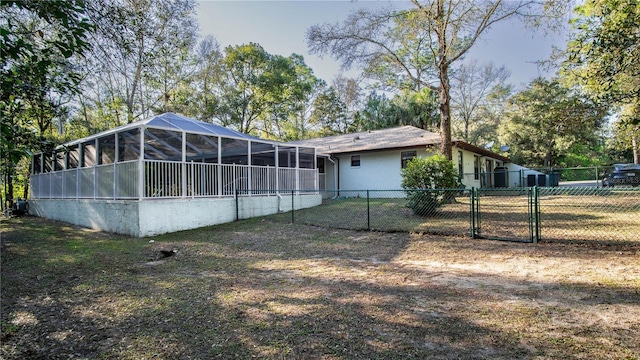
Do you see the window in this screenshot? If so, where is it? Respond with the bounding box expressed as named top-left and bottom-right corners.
top-left (401, 151), bottom-right (416, 168)
top-left (474, 155), bottom-right (480, 180)
top-left (351, 155), bottom-right (360, 167)
top-left (457, 151), bottom-right (463, 179)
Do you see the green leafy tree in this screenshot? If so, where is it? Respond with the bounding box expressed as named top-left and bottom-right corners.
top-left (609, 104), bottom-right (640, 163)
top-left (213, 44), bottom-right (325, 140)
top-left (1, 0), bottom-right (92, 208)
top-left (355, 89), bottom-right (439, 132)
top-left (498, 78), bottom-right (607, 168)
top-left (401, 155), bottom-right (458, 216)
top-left (565, 0), bottom-right (639, 104)
top-left (564, 0), bottom-right (640, 163)
top-left (309, 88), bottom-right (350, 136)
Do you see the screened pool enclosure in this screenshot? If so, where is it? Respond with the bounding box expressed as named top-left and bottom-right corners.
top-left (28, 113), bottom-right (321, 237)
top-left (30, 113), bottom-right (318, 199)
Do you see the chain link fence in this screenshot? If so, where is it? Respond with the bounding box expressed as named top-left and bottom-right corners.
top-left (261, 187), bottom-right (640, 244)
top-left (538, 187), bottom-right (640, 242)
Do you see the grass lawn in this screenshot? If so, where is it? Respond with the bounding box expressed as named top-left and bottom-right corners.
top-left (1, 215), bottom-right (639, 359)
top-left (271, 191), bottom-right (640, 243)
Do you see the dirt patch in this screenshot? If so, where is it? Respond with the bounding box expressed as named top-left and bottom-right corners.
top-left (1, 215), bottom-right (639, 359)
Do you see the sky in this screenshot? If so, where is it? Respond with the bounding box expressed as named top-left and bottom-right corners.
top-left (195, 0), bottom-right (568, 89)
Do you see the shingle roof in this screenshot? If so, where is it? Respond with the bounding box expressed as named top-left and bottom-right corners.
top-left (289, 125), bottom-right (510, 162)
top-left (289, 126), bottom-right (441, 154)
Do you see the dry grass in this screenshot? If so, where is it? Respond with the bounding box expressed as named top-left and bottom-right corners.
top-left (276, 190), bottom-right (640, 243)
top-left (1, 215), bottom-right (639, 359)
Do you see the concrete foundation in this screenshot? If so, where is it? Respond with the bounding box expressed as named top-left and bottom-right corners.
top-left (29, 194), bottom-right (322, 237)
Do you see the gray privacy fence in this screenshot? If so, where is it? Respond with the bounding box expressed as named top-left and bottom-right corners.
top-left (260, 188), bottom-right (640, 243)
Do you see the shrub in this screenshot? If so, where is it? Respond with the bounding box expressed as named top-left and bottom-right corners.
top-left (401, 155), bottom-right (458, 216)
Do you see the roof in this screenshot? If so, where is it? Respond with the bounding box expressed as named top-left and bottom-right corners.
top-left (142, 113), bottom-right (260, 141)
top-left (63, 112), bottom-right (263, 146)
top-left (289, 125), bottom-right (510, 162)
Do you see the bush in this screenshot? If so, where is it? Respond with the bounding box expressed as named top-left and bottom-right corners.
top-left (401, 155), bottom-right (458, 216)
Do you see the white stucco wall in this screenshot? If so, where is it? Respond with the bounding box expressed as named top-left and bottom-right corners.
top-left (335, 148), bottom-right (432, 191)
top-left (29, 193), bottom-right (322, 237)
top-left (29, 199), bottom-right (141, 235)
top-left (328, 147), bottom-right (513, 191)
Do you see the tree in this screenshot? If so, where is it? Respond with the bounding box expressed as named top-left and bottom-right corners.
top-left (609, 105), bottom-right (640, 164)
top-left (79, 0), bottom-right (198, 125)
top-left (309, 87), bottom-right (350, 136)
top-left (564, 0), bottom-right (640, 163)
top-left (307, 0), bottom-right (568, 160)
top-left (1, 0), bottom-right (92, 208)
top-left (498, 78), bottom-right (607, 168)
top-left (450, 61), bottom-right (511, 145)
top-left (565, 0), bottom-right (640, 104)
top-left (355, 89), bottom-right (439, 132)
top-left (401, 155), bottom-right (458, 216)
top-left (211, 43), bottom-right (326, 140)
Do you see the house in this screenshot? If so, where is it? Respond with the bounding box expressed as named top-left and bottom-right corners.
top-left (288, 125), bottom-right (514, 195)
top-left (28, 113), bottom-right (321, 237)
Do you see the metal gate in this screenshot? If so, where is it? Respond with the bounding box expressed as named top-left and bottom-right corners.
top-left (472, 188), bottom-right (539, 243)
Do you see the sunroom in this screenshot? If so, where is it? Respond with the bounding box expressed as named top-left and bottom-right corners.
top-left (28, 113), bottom-right (321, 237)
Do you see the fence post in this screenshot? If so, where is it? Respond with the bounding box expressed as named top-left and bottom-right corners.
top-left (534, 186), bottom-right (540, 243)
top-left (366, 190), bottom-right (370, 231)
top-left (291, 190), bottom-right (295, 223)
top-left (470, 188), bottom-right (476, 238)
top-left (235, 189), bottom-right (239, 221)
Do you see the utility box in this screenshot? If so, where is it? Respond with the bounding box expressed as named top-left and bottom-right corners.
top-left (494, 167), bottom-right (508, 187)
top-left (548, 172), bottom-right (560, 187)
top-left (537, 174), bottom-right (546, 187)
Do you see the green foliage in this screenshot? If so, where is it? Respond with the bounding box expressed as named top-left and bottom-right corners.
top-left (401, 155), bottom-right (458, 216)
top-left (355, 89), bottom-right (439, 132)
top-left (1, 0), bottom-right (92, 205)
top-left (498, 78), bottom-right (608, 168)
top-left (565, 0), bottom-right (640, 104)
top-left (212, 43), bottom-right (324, 140)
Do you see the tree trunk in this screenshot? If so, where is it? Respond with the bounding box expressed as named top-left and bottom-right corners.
top-left (438, 66), bottom-right (453, 161)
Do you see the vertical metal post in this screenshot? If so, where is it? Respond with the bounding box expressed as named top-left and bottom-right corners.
top-left (366, 190), bottom-right (370, 230)
top-left (595, 166), bottom-right (599, 188)
top-left (528, 187), bottom-right (534, 242)
top-left (291, 190), bottom-right (295, 223)
top-left (533, 185), bottom-right (540, 243)
top-left (470, 187), bottom-right (476, 238)
top-left (475, 188), bottom-right (481, 237)
top-left (235, 189), bottom-right (239, 221)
